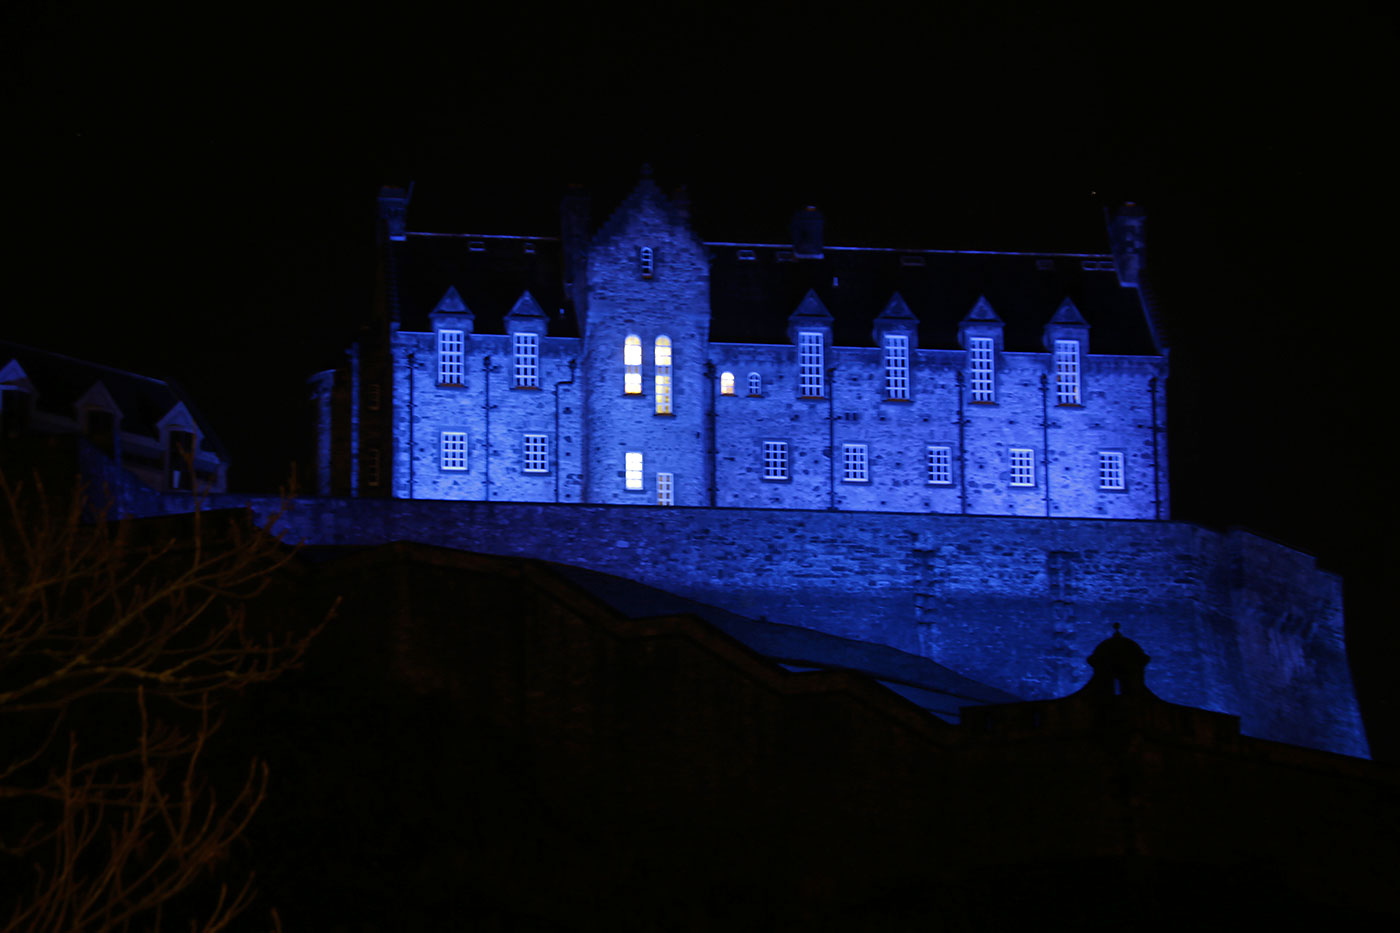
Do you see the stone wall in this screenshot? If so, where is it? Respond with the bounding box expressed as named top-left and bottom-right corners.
top-left (158, 495), bottom-right (1366, 757)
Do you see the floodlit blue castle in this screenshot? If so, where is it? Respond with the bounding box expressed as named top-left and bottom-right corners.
top-left (306, 170), bottom-right (1368, 757)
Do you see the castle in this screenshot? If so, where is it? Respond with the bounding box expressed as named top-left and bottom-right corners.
top-left (297, 170), bottom-right (1364, 757)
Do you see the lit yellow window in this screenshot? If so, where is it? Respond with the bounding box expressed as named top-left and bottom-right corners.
top-left (654, 336), bottom-right (672, 414)
top-left (720, 371), bottom-right (735, 396)
top-left (624, 335), bottom-right (642, 394)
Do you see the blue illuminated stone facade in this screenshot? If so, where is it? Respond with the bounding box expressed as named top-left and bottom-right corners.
top-left (301, 173), bottom-right (1367, 757)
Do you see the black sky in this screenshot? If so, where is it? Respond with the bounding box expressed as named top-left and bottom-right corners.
top-left (10, 2), bottom-right (1397, 755)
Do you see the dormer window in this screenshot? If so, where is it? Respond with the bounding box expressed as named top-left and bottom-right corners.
top-left (640, 246), bottom-right (654, 279)
top-left (85, 409), bottom-right (116, 456)
top-left (798, 332), bottom-right (824, 398)
top-left (884, 334), bottom-right (909, 400)
top-left (1054, 339), bottom-right (1081, 405)
top-left (968, 337), bottom-right (995, 403)
top-left (438, 330), bottom-right (465, 385)
top-left (513, 332), bottom-right (540, 388)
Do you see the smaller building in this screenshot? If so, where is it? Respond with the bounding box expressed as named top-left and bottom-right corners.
top-left (0, 341), bottom-right (228, 500)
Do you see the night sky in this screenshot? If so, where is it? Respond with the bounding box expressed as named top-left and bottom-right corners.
top-left (11, 3), bottom-right (1397, 756)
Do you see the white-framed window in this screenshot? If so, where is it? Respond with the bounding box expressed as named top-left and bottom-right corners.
top-left (798, 332), bottom-right (824, 398)
top-left (513, 332), bottom-right (540, 388)
top-left (440, 431), bottom-right (468, 471)
top-left (720, 371), bottom-right (735, 396)
top-left (968, 337), bottom-right (994, 402)
top-left (438, 330), bottom-right (464, 385)
top-left (1054, 339), bottom-right (1080, 405)
top-left (747, 372), bottom-right (762, 396)
top-left (640, 246), bottom-right (654, 279)
top-left (523, 433), bottom-right (549, 473)
top-left (656, 472), bottom-right (674, 505)
top-left (1099, 451), bottom-right (1125, 490)
top-left (1010, 448), bottom-right (1035, 487)
top-left (884, 334), bottom-right (910, 400)
top-left (763, 441), bottom-right (788, 480)
top-left (843, 443), bottom-right (869, 483)
top-left (625, 451), bottom-right (644, 490)
top-left (624, 335), bottom-right (642, 394)
top-left (654, 336), bottom-right (672, 414)
top-left (927, 446), bottom-right (952, 485)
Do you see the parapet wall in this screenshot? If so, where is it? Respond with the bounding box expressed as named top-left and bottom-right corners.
top-left (151, 495), bottom-right (1366, 757)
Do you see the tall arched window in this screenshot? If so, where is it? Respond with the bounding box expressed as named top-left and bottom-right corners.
top-left (624, 335), bottom-right (642, 394)
top-left (747, 372), bottom-right (762, 396)
top-left (720, 371), bottom-right (735, 396)
top-left (654, 336), bottom-right (672, 414)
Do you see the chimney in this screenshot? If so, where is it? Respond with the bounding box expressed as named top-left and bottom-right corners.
top-left (377, 183), bottom-right (412, 242)
top-left (791, 206), bottom-right (824, 259)
top-left (1106, 202), bottom-right (1146, 287)
top-left (560, 185), bottom-right (592, 323)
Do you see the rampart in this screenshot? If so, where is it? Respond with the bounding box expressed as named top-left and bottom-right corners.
top-left (146, 495), bottom-right (1367, 757)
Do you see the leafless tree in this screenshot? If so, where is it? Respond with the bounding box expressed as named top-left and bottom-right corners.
top-left (0, 472), bottom-right (328, 931)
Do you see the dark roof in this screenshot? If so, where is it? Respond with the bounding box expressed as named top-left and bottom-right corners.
top-left (0, 341), bottom-right (227, 456)
top-left (390, 234), bottom-right (575, 337)
top-left (390, 234), bottom-right (1159, 356)
top-left (546, 562), bottom-right (1021, 720)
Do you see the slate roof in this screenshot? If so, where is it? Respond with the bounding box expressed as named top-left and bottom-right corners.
top-left (390, 233), bottom-right (1160, 357)
top-left (0, 341), bottom-right (227, 456)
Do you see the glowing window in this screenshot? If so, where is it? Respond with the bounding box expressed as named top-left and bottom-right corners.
top-left (763, 441), bottom-right (788, 480)
top-left (640, 246), bottom-right (654, 279)
top-left (720, 371), bottom-right (735, 396)
top-left (843, 444), bottom-right (869, 483)
top-left (798, 332), bottom-right (824, 398)
top-left (438, 330), bottom-right (464, 385)
top-left (523, 434), bottom-right (549, 473)
top-left (884, 334), bottom-right (910, 400)
top-left (657, 472), bottom-right (674, 505)
top-left (655, 336), bottom-right (672, 413)
top-left (747, 372), bottom-right (762, 396)
top-left (927, 446), bottom-right (952, 485)
top-left (625, 451), bottom-right (644, 490)
top-left (624, 335), bottom-right (642, 394)
top-left (968, 337), bottom-right (995, 402)
top-left (513, 332), bottom-right (540, 387)
top-left (440, 432), bottom-right (468, 471)
top-left (1010, 448), bottom-right (1035, 486)
top-left (1099, 451), bottom-right (1125, 490)
top-left (1054, 340), bottom-right (1080, 405)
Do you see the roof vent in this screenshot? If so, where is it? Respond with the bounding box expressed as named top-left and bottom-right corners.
top-left (737, 249), bottom-right (757, 261)
top-left (469, 241), bottom-right (486, 252)
top-left (1036, 258), bottom-right (1056, 271)
top-left (775, 250), bottom-right (796, 263)
top-left (899, 254), bottom-right (926, 267)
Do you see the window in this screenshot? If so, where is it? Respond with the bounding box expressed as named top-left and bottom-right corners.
top-left (1054, 339), bottom-right (1080, 405)
top-left (513, 332), bottom-right (540, 388)
top-left (366, 383), bottom-right (381, 410)
top-left (720, 371), bottom-right (735, 396)
top-left (968, 337), bottom-right (994, 402)
top-left (1099, 451), bottom-right (1125, 490)
top-left (657, 472), bottom-right (674, 505)
top-left (798, 332), bottom-right (824, 398)
top-left (1010, 448), bottom-right (1035, 486)
top-left (167, 430), bottom-right (195, 491)
top-left (843, 443), bottom-right (869, 483)
top-left (763, 441), bottom-right (788, 480)
top-left (523, 434), bottom-right (549, 473)
top-left (441, 432), bottom-right (468, 470)
top-left (624, 335), bottom-right (642, 394)
top-left (654, 336), bottom-right (672, 413)
top-left (884, 334), bottom-right (909, 400)
top-left (927, 446), bottom-right (952, 485)
top-left (625, 451), bottom-right (644, 490)
top-left (438, 330), bottom-right (464, 385)
top-left (747, 372), bottom-right (762, 396)
top-left (365, 448), bottom-right (381, 487)
top-left (640, 246), bottom-right (654, 279)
